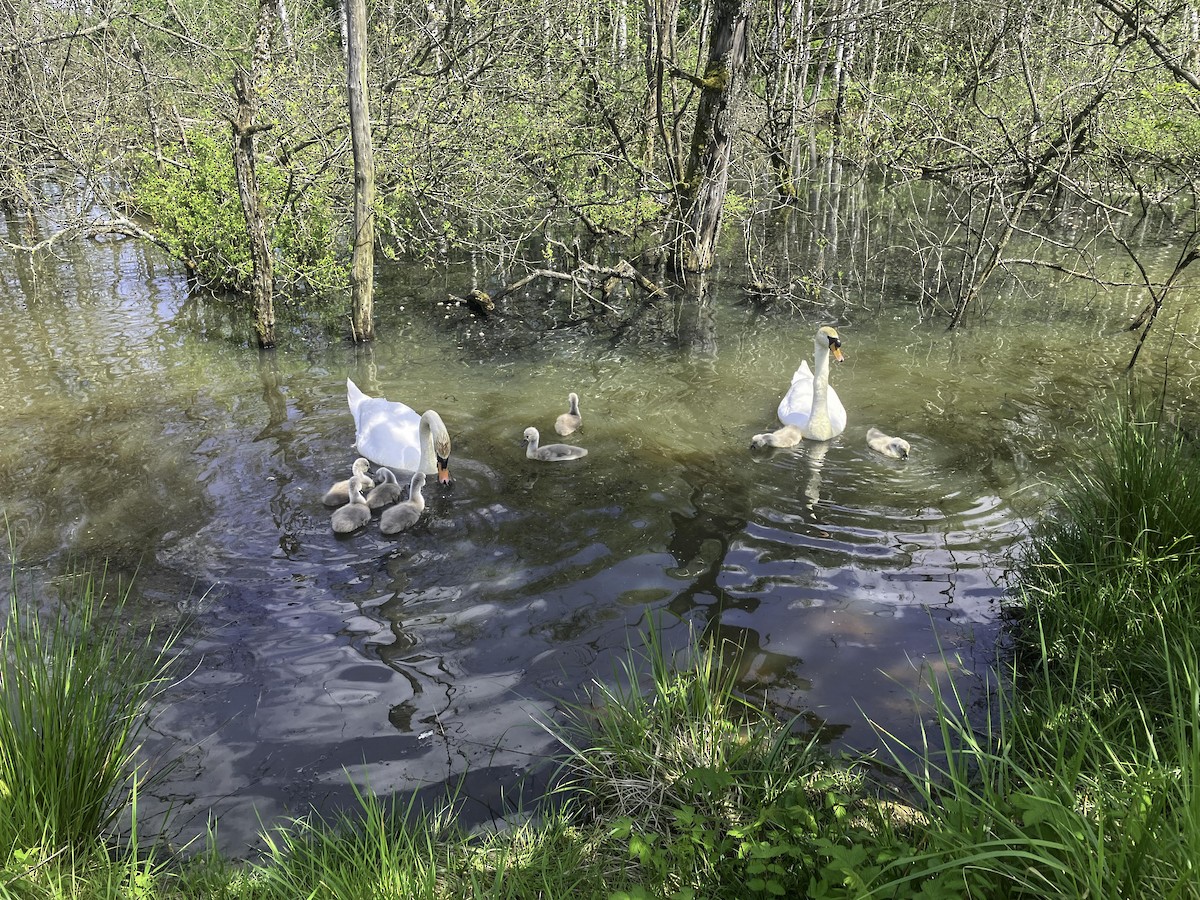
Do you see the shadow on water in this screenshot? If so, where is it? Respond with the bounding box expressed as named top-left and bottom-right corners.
top-left (2, 203), bottom-right (1198, 853)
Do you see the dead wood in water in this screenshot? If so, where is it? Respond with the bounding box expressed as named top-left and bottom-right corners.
top-left (448, 259), bottom-right (666, 318)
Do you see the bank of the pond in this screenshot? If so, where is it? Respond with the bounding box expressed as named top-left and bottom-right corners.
top-left (3, 409), bottom-right (1199, 898)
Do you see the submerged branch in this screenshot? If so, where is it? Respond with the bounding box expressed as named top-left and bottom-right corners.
top-left (1001, 258), bottom-right (1150, 288)
top-left (449, 260), bottom-right (666, 318)
top-left (1, 217), bottom-right (168, 255)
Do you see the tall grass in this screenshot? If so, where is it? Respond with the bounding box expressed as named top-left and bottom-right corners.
top-left (550, 625), bottom-right (871, 898)
top-left (244, 786), bottom-right (613, 900)
top-left (0, 566), bottom-right (182, 859)
top-left (863, 408), bottom-right (1200, 897)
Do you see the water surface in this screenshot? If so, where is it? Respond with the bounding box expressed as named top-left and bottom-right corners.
top-left (1, 211), bottom-right (1196, 852)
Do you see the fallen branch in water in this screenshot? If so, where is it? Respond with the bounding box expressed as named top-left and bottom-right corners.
top-left (449, 259), bottom-right (666, 317)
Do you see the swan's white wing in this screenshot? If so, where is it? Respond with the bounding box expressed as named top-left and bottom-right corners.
top-left (778, 361), bottom-right (815, 427)
top-left (788, 359), bottom-right (813, 385)
top-left (827, 385), bottom-right (847, 434)
top-left (347, 378), bottom-right (422, 470)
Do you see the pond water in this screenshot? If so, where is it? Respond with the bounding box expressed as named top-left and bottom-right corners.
top-left (1, 202), bottom-right (1196, 854)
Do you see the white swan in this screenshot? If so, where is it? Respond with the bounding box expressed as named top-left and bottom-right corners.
top-left (322, 457), bottom-right (375, 507)
top-left (555, 392), bottom-right (582, 436)
top-left (330, 482), bottom-right (371, 534)
top-left (867, 427), bottom-right (910, 459)
top-left (365, 467), bottom-right (405, 509)
top-left (752, 325), bottom-right (846, 446)
top-left (347, 378), bottom-right (452, 484)
top-left (380, 473), bottom-right (426, 535)
top-left (523, 427), bottom-right (588, 461)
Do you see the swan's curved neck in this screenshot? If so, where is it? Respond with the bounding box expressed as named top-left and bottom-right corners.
top-left (418, 412), bottom-right (440, 475)
top-left (806, 342), bottom-right (833, 439)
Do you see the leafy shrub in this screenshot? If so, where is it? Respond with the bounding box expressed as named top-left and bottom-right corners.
top-left (128, 130), bottom-right (347, 296)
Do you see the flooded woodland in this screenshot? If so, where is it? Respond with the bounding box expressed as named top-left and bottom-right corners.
top-left (3, 180), bottom-right (1198, 852)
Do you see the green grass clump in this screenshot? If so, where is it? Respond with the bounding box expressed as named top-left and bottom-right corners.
top-left (0, 566), bottom-right (181, 864)
top-left (550, 627), bottom-right (880, 899)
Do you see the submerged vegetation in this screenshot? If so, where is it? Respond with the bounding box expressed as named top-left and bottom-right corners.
top-left (2, 405), bottom-right (1200, 897)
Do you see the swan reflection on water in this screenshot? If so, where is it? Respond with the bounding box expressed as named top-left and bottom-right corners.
top-left (801, 440), bottom-right (830, 515)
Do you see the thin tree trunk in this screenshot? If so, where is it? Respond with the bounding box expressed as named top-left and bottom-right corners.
top-left (130, 35), bottom-right (163, 164)
top-left (669, 0), bottom-right (753, 273)
top-left (230, 0), bottom-right (276, 349)
top-left (346, 0), bottom-right (375, 342)
top-left (276, 0), bottom-right (296, 63)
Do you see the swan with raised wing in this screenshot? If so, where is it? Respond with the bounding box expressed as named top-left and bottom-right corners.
top-left (751, 325), bottom-right (846, 447)
top-left (347, 378), bottom-right (452, 484)
top-left (523, 427), bottom-right (588, 462)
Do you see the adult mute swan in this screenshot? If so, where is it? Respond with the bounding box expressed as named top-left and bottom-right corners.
top-left (523, 427), bottom-right (588, 461)
top-left (322, 457), bottom-right (375, 507)
top-left (751, 325), bottom-right (846, 446)
top-left (866, 427), bottom-right (911, 459)
top-left (347, 378), bottom-right (452, 484)
top-left (555, 392), bottom-right (582, 436)
top-left (380, 473), bottom-right (426, 535)
top-left (331, 482), bottom-right (371, 534)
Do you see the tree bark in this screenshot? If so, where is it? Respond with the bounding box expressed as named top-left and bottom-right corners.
top-left (669, 0), bottom-right (753, 273)
top-left (346, 0), bottom-right (376, 342)
top-left (230, 0), bottom-right (277, 349)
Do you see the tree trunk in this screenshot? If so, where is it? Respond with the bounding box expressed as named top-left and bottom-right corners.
top-left (669, 0), bottom-right (752, 273)
top-left (230, 0), bottom-right (277, 350)
top-left (346, 0), bottom-right (375, 342)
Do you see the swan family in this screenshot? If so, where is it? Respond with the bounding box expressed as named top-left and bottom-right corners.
top-left (330, 326), bottom-right (911, 534)
top-left (751, 325), bottom-right (847, 446)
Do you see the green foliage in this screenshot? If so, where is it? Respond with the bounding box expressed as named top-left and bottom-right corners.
top-left (1104, 83), bottom-right (1200, 182)
top-left (128, 131), bottom-right (347, 297)
top-left (551, 625), bottom-right (871, 898)
top-left (0, 565), bottom-right (182, 860)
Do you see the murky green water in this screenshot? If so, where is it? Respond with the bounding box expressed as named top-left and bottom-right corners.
top-left (1, 206), bottom-right (1197, 851)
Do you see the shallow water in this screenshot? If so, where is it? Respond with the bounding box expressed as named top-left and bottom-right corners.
top-left (1, 212), bottom-right (1197, 852)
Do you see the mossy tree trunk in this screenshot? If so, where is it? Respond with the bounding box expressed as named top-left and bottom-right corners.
top-left (231, 0), bottom-right (277, 350)
top-left (668, 0), bottom-right (753, 274)
top-left (346, 0), bottom-right (375, 342)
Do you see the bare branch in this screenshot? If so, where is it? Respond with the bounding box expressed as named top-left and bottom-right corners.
top-left (0, 17), bottom-right (112, 55)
